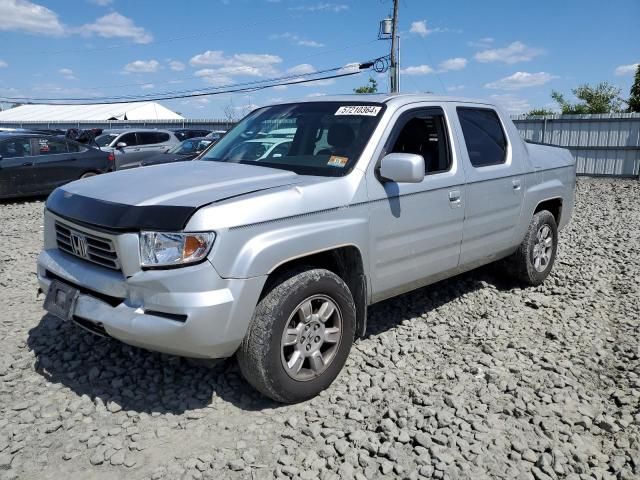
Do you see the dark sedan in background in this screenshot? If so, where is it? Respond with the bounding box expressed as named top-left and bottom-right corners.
top-left (0, 133), bottom-right (113, 199)
top-left (120, 137), bottom-right (214, 169)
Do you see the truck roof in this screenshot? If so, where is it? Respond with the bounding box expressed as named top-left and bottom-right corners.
top-left (286, 93), bottom-right (495, 108)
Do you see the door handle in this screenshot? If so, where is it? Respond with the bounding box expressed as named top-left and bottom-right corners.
top-left (22, 162), bottom-right (33, 166)
top-left (512, 179), bottom-right (522, 191)
top-left (448, 190), bottom-right (462, 208)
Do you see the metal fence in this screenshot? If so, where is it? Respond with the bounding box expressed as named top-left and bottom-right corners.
top-left (512, 113), bottom-right (640, 178)
top-left (2, 113), bottom-right (639, 178)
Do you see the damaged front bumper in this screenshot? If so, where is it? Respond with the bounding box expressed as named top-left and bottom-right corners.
top-left (37, 248), bottom-right (266, 359)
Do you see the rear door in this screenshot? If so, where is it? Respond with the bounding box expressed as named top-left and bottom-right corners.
top-left (0, 137), bottom-right (37, 197)
top-left (31, 137), bottom-right (81, 192)
top-left (137, 132), bottom-right (172, 163)
top-left (454, 106), bottom-right (525, 269)
top-left (366, 105), bottom-right (466, 302)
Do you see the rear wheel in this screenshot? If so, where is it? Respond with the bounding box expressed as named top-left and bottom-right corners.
top-left (237, 268), bottom-right (355, 403)
top-left (80, 172), bottom-right (97, 179)
top-left (507, 210), bottom-right (558, 286)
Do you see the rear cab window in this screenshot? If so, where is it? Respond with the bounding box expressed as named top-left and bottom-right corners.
top-left (456, 107), bottom-right (507, 168)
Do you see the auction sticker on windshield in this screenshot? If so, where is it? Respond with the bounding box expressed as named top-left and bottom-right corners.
top-left (335, 105), bottom-right (382, 116)
top-left (328, 156), bottom-right (348, 168)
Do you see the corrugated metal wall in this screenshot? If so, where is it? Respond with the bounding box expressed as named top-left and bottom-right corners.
top-left (512, 113), bottom-right (640, 178)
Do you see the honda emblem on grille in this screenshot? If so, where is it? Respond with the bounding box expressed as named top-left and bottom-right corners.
top-left (70, 232), bottom-right (89, 259)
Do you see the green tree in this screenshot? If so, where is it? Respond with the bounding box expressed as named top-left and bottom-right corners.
top-left (526, 108), bottom-right (555, 117)
top-left (628, 65), bottom-right (640, 113)
top-left (354, 77), bottom-right (378, 94)
top-left (551, 82), bottom-right (624, 114)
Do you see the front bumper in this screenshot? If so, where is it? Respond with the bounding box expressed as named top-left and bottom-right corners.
top-left (37, 248), bottom-right (266, 359)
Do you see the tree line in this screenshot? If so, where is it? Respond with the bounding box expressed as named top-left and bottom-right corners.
top-left (527, 64), bottom-right (640, 116)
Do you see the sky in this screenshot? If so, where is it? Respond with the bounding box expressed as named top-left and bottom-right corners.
top-left (0, 0), bottom-right (638, 118)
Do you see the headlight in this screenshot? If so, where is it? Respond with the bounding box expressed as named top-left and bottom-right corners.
top-left (140, 232), bottom-right (215, 268)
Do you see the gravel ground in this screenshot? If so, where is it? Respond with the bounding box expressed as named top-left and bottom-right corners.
top-left (0, 177), bottom-right (638, 480)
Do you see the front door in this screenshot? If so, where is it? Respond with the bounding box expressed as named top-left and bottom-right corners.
top-left (367, 106), bottom-right (466, 303)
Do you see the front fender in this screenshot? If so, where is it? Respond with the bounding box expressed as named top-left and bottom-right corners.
top-left (210, 209), bottom-right (370, 280)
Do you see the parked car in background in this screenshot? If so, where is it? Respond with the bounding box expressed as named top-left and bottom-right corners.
top-left (205, 130), bottom-right (227, 141)
top-left (94, 129), bottom-right (180, 170)
top-left (171, 128), bottom-right (212, 141)
top-left (0, 132), bottom-right (113, 199)
top-left (120, 137), bottom-right (213, 169)
top-left (227, 137), bottom-right (292, 161)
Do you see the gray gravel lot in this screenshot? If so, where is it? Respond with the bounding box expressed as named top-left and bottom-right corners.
top-left (0, 178), bottom-right (638, 480)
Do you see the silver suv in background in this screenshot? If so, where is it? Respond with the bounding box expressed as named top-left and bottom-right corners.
top-left (94, 129), bottom-right (180, 170)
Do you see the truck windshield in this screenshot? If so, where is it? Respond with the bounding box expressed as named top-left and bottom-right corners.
top-left (200, 102), bottom-right (385, 176)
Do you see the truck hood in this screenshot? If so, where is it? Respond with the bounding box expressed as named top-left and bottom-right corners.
top-left (46, 161), bottom-right (300, 231)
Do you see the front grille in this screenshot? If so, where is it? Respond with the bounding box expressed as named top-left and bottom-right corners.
top-left (55, 222), bottom-right (121, 271)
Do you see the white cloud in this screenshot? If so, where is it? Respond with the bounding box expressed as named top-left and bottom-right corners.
top-left (194, 69), bottom-right (233, 86)
top-left (614, 63), bottom-right (639, 76)
top-left (271, 32), bottom-right (325, 48)
top-left (485, 71), bottom-right (557, 90)
top-left (189, 51), bottom-right (282, 80)
top-left (58, 68), bottom-right (76, 80)
top-left (140, 83), bottom-right (154, 89)
top-left (78, 12), bottom-right (153, 44)
top-left (169, 60), bottom-right (185, 71)
top-left (446, 85), bottom-right (465, 92)
top-left (0, 0), bottom-right (65, 36)
top-left (409, 20), bottom-right (456, 37)
top-left (410, 20), bottom-right (431, 37)
top-left (291, 3), bottom-right (348, 12)
top-left (88, 0), bottom-right (113, 5)
top-left (123, 59), bottom-right (160, 74)
top-left (475, 41), bottom-right (543, 64)
top-left (489, 94), bottom-right (531, 114)
top-left (467, 37), bottom-right (494, 48)
top-left (287, 64), bottom-right (316, 75)
top-left (400, 65), bottom-right (434, 75)
top-left (438, 57), bottom-right (467, 72)
top-left (0, 60), bottom-right (7, 68)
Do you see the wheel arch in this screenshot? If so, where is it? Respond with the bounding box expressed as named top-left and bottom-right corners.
top-left (263, 245), bottom-right (369, 338)
top-left (534, 196), bottom-right (563, 225)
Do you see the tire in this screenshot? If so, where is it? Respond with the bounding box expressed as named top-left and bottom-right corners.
top-left (80, 172), bottom-right (97, 179)
top-left (237, 268), bottom-right (356, 403)
top-left (507, 210), bottom-right (558, 286)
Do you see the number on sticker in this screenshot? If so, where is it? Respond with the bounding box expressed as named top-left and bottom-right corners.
top-left (335, 106), bottom-right (382, 116)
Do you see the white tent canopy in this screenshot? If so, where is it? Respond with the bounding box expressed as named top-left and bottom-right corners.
top-left (0, 102), bottom-right (183, 121)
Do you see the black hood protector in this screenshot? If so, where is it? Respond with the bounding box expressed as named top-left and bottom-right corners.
top-left (46, 189), bottom-right (197, 231)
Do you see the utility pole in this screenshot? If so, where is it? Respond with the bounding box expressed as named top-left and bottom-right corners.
top-left (389, 0), bottom-right (399, 93)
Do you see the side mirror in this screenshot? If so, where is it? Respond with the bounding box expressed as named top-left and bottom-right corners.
top-left (379, 153), bottom-right (425, 183)
top-left (116, 142), bottom-right (127, 149)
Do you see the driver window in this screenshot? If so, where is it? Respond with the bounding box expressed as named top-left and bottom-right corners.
top-left (389, 110), bottom-right (451, 174)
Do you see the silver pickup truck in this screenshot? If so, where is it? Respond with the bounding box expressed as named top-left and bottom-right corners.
top-left (37, 94), bottom-right (576, 403)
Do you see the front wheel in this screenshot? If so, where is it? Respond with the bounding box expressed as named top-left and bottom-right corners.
top-left (237, 268), bottom-right (355, 403)
top-left (507, 210), bottom-right (558, 286)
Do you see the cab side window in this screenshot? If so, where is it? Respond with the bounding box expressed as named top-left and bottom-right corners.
top-left (457, 108), bottom-right (507, 167)
top-left (0, 138), bottom-right (32, 158)
top-left (388, 110), bottom-right (451, 174)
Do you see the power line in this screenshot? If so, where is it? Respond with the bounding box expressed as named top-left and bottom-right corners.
top-left (0, 56), bottom-right (390, 105)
